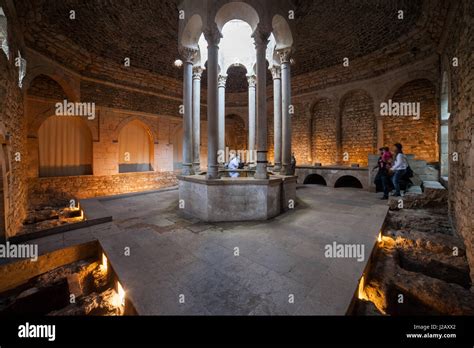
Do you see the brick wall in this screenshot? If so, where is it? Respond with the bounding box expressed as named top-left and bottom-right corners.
top-left (0, 6), bottom-right (28, 238)
top-left (341, 90), bottom-right (376, 166)
top-left (311, 98), bottom-right (337, 165)
top-left (383, 79), bottom-right (439, 162)
top-left (27, 171), bottom-right (178, 207)
top-left (443, 1), bottom-right (474, 283)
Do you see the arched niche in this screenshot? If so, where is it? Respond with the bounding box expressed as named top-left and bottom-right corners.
top-left (38, 116), bottom-right (93, 177)
top-left (118, 119), bottom-right (154, 173)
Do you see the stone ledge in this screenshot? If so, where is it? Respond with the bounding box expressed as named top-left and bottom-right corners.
top-left (177, 174), bottom-right (283, 186)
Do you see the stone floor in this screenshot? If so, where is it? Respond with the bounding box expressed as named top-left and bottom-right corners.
top-left (29, 185), bottom-right (388, 315)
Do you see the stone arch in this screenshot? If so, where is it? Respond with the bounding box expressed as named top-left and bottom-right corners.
top-left (271, 14), bottom-right (293, 49)
top-left (310, 97), bottom-right (337, 165)
top-left (225, 113), bottom-right (247, 152)
top-left (27, 74), bottom-right (69, 101)
top-left (384, 70), bottom-right (438, 102)
top-left (334, 175), bottom-right (363, 189)
top-left (118, 119), bottom-right (154, 173)
top-left (382, 78), bottom-right (438, 163)
top-left (339, 89), bottom-right (376, 166)
top-left (24, 67), bottom-right (79, 102)
top-left (304, 173), bottom-right (327, 186)
top-left (180, 13), bottom-right (203, 50)
top-left (113, 115), bottom-right (157, 143)
top-left (38, 115), bottom-right (93, 177)
top-left (215, 2), bottom-right (260, 33)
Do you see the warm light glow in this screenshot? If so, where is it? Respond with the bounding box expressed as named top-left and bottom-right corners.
top-left (174, 59), bottom-right (183, 68)
top-left (358, 275), bottom-right (367, 300)
top-left (377, 232), bottom-right (383, 243)
top-left (101, 253), bottom-right (108, 272)
top-left (117, 281), bottom-right (126, 307)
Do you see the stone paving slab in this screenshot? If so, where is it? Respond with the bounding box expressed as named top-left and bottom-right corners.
top-left (19, 185), bottom-right (388, 315)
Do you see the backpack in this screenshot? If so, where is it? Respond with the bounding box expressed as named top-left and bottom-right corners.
top-left (406, 165), bottom-right (414, 178)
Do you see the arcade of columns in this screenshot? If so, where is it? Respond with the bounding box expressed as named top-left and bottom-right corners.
top-left (180, 24), bottom-right (293, 179)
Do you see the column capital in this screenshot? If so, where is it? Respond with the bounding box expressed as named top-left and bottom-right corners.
top-left (247, 75), bottom-right (256, 88)
top-left (179, 47), bottom-right (198, 64)
top-left (252, 24), bottom-right (271, 49)
top-left (270, 66), bottom-right (281, 80)
top-left (203, 24), bottom-right (222, 47)
top-left (277, 48), bottom-right (292, 64)
top-left (218, 74), bottom-right (227, 88)
top-left (193, 66), bottom-right (203, 80)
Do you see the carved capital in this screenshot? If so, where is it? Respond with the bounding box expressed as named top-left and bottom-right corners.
top-left (218, 75), bottom-right (227, 88)
top-left (270, 66), bottom-right (281, 80)
top-left (193, 66), bottom-right (203, 80)
top-left (277, 48), bottom-right (292, 64)
top-left (203, 24), bottom-right (222, 46)
top-left (179, 47), bottom-right (198, 64)
top-left (247, 75), bottom-right (256, 88)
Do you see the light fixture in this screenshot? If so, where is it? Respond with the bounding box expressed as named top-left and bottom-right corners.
top-left (101, 253), bottom-right (108, 272)
top-left (358, 275), bottom-right (366, 300)
top-left (117, 281), bottom-right (126, 307)
top-left (174, 59), bottom-right (183, 68)
top-left (377, 232), bottom-right (383, 243)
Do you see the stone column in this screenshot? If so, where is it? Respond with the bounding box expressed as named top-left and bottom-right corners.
top-left (180, 47), bottom-right (197, 176)
top-left (271, 66), bottom-right (282, 171)
top-left (192, 67), bottom-right (203, 172)
top-left (218, 74), bottom-right (227, 162)
top-left (279, 48), bottom-right (292, 175)
top-left (204, 25), bottom-right (221, 179)
top-left (253, 27), bottom-right (270, 179)
top-left (247, 75), bottom-right (256, 163)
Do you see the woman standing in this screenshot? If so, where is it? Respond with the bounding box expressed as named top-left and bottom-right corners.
top-left (390, 143), bottom-right (408, 197)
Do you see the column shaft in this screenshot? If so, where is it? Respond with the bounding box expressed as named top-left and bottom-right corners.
top-left (192, 67), bottom-right (202, 172)
top-left (271, 67), bottom-right (282, 171)
top-left (254, 29), bottom-right (270, 179)
top-left (280, 49), bottom-right (292, 175)
top-left (247, 75), bottom-right (256, 164)
top-left (218, 75), bottom-right (226, 162)
top-left (181, 49), bottom-right (196, 176)
top-left (204, 27), bottom-right (221, 179)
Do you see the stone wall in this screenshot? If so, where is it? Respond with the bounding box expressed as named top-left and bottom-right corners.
top-left (0, 1), bottom-right (28, 238)
top-left (341, 90), bottom-right (376, 166)
top-left (28, 171), bottom-right (178, 207)
top-left (311, 98), bottom-right (337, 165)
top-left (383, 79), bottom-right (439, 163)
top-left (443, 1), bottom-right (474, 283)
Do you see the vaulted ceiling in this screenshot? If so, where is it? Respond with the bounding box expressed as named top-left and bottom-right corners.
top-left (14, 0), bottom-right (448, 93)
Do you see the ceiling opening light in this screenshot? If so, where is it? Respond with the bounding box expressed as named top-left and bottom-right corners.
top-left (174, 59), bottom-right (183, 68)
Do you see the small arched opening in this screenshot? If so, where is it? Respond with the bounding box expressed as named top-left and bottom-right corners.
top-left (118, 120), bottom-right (154, 173)
top-left (334, 175), bottom-right (363, 189)
top-left (303, 174), bottom-right (327, 186)
top-left (38, 116), bottom-right (93, 177)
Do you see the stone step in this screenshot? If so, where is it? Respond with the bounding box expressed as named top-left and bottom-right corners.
top-left (406, 185), bottom-right (422, 194)
top-left (422, 180), bottom-right (446, 191)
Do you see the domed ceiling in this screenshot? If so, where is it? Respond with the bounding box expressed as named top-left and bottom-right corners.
top-left (14, 0), bottom-right (447, 93)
